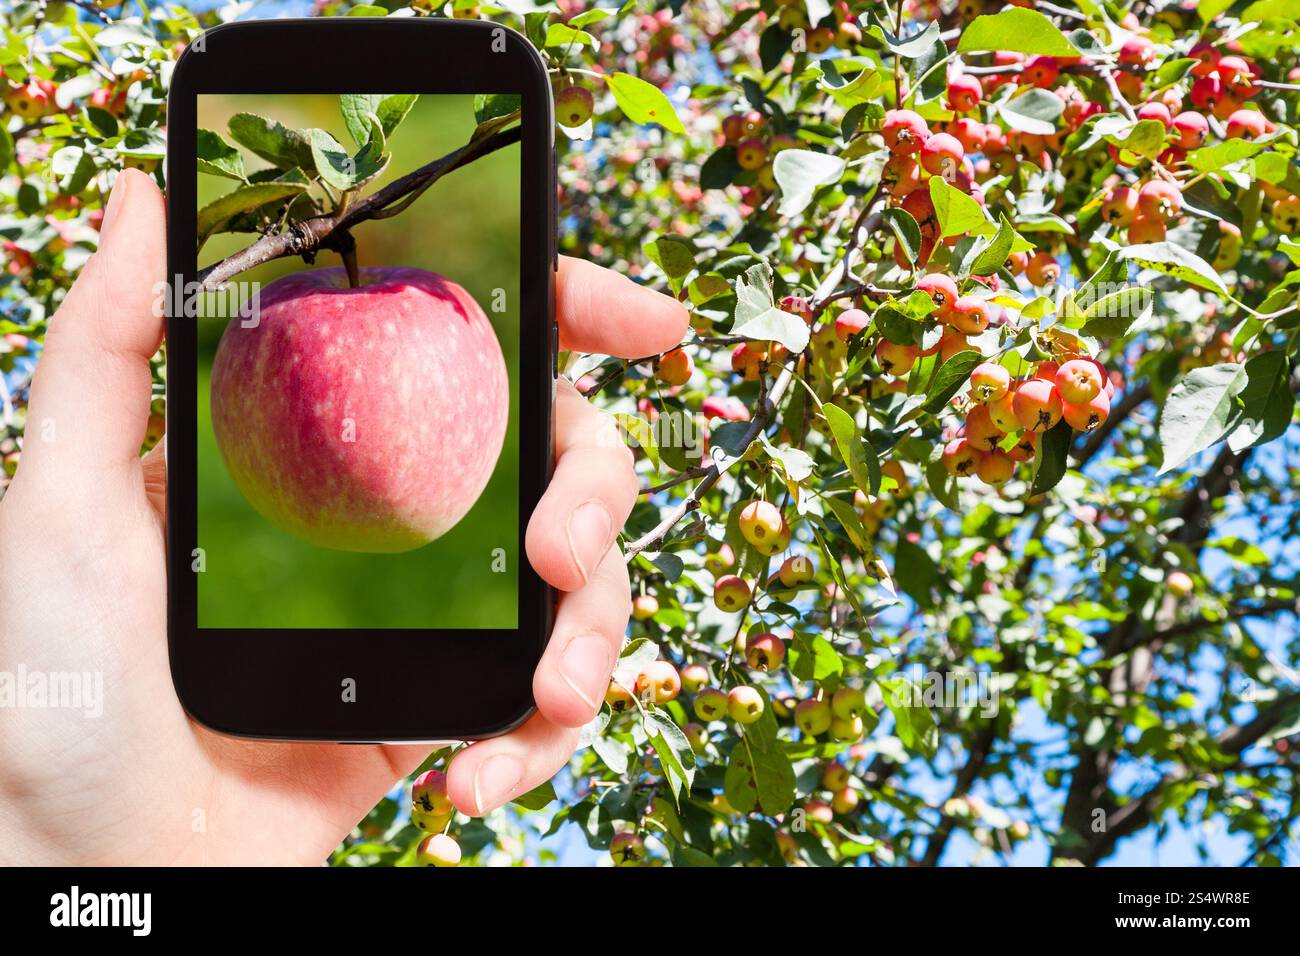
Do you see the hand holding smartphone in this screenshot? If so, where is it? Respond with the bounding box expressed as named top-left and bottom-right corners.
top-left (166, 18), bottom-right (556, 742)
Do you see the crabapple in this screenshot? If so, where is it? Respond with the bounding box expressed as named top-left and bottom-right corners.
top-left (777, 553), bottom-right (815, 588)
top-left (987, 390), bottom-right (1021, 433)
top-left (746, 633), bottom-right (786, 672)
top-left (1062, 390), bottom-right (1111, 432)
top-left (1120, 36), bottom-right (1155, 66)
top-left (1006, 431), bottom-right (1037, 462)
top-left (416, 833), bottom-right (462, 867)
top-left (705, 542), bottom-right (736, 575)
top-left (807, 26), bottom-right (836, 54)
top-left (1102, 186), bottom-right (1140, 226)
top-left (1190, 75), bottom-right (1223, 111)
top-left (736, 137), bottom-right (768, 171)
top-left (721, 113), bottom-right (747, 143)
top-left (609, 832), bottom-right (645, 866)
top-left (1226, 109), bottom-right (1267, 140)
top-left (830, 714), bottom-right (864, 742)
top-left (882, 109), bottom-right (930, 155)
top-left (1217, 55), bottom-right (1257, 97)
top-left (1166, 570), bottom-right (1194, 598)
top-left (1136, 102), bottom-right (1172, 129)
top-left (739, 499), bottom-right (789, 556)
top-left (694, 687), bottom-right (729, 721)
top-left (1172, 111), bottom-right (1209, 149)
top-left (881, 459), bottom-right (911, 494)
top-left (412, 769), bottom-right (453, 817)
top-left (4, 81), bottom-right (50, 121)
top-left (1012, 379), bottom-right (1063, 432)
top-left (1272, 195), bottom-right (1300, 234)
top-left (714, 574), bottom-right (751, 611)
top-left (631, 594), bottom-right (659, 621)
top-left (657, 347), bottom-right (693, 386)
top-left (969, 362), bottom-right (1011, 404)
top-left (555, 85), bottom-right (594, 128)
top-left (876, 339), bottom-right (919, 375)
top-left (946, 297), bottom-right (991, 335)
top-left (728, 685), bottom-right (766, 724)
top-left (1025, 252), bottom-right (1060, 287)
top-left (916, 273), bottom-right (959, 316)
top-left (947, 73), bottom-right (983, 113)
top-left (831, 686), bottom-right (867, 720)
top-left (682, 722), bottom-right (709, 752)
top-left (606, 681), bottom-right (636, 714)
top-left (1128, 215), bottom-right (1166, 243)
top-left (1138, 180), bottom-right (1182, 220)
top-left (680, 665), bottom-right (710, 695)
top-left (1034, 361), bottom-right (1059, 382)
top-left (939, 331), bottom-right (977, 363)
top-left (920, 132), bottom-right (964, 180)
top-left (964, 404), bottom-right (1005, 453)
top-left (635, 661), bottom-right (681, 704)
top-left (780, 295), bottom-right (814, 324)
top-left (942, 438), bottom-right (983, 477)
top-left (1022, 56), bottom-right (1059, 88)
top-left (948, 117), bottom-right (987, 154)
top-left (834, 307), bottom-right (870, 340)
top-left (740, 109), bottom-right (765, 136)
top-left (1056, 358), bottom-right (1104, 404)
top-left (804, 800), bottom-right (835, 825)
top-left (822, 762), bottom-right (850, 791)
top-left (831, 787), bottom-right (860, 815)
top-left (977, 450), bottom-right (1015, 486)
top-left (794, 697), bottom-right (832, 736)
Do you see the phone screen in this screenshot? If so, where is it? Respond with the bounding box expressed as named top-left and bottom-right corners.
top-left (193, 94), bottom-right (521, 631)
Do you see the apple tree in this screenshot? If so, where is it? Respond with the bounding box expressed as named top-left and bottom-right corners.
top-left (3, 0), bottom-right (1300, 866)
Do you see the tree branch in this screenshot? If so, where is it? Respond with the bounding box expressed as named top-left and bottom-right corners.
top-left (196, 125), bottom-right (522, 290)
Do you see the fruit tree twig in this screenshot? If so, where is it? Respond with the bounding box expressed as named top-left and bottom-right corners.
top-left (196, 125), bottom-right (521, 291)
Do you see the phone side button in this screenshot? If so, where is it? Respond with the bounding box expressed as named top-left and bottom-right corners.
top-left (551, 321), bottom-right (559, 379)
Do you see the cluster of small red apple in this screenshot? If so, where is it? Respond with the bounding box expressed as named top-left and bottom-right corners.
top-left (0, 69), bottom-right (58, 122)
top-left (408, 769), bottom-right (462, 867)
top-left (943, 354), bottom-right (1118, 485)
top-left (770, 0), bottom-right (865, 57)
top-left (718, 107), bottom-right (802, 194)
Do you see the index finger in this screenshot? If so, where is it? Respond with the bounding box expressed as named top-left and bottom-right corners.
top-left (556, 256), bottom-right (688, 358)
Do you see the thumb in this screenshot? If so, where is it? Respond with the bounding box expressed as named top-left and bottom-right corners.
top-left (19, 168), bottom-right (166, 482)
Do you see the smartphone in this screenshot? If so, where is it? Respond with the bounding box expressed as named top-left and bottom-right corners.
top-left (165, 18), bottom-right (555, 742)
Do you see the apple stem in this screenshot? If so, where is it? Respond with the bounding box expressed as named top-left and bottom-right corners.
top-left (336, 231), bottom-right (360, 289)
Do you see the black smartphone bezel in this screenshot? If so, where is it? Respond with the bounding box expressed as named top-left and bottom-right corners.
top-left (165, 18), bottom-right (555, 743)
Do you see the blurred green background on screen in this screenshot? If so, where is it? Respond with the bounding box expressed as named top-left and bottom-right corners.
top-left (195, 94), bottom-right (520, 630)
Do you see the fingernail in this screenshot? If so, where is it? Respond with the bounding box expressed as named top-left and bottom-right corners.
top-left (472, 755), bottom-right (523, 815)
top-left (560, 632), bottom-right (611, 710)
top-left (100, 170), bottom-right (133, 245)
top-left (566, 500), bottom-right (612, 583)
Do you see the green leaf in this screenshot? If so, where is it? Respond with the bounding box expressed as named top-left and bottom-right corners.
top-left (511, 781), bottom-right (556, 811)
top-left (309, 120), bottom-right (388, 192)
top-left (1158, 363), bottom-right (1249, 474)
top-left (998, 88), bottom-right (1064, 135)
top-left (773, 149), bottom-right (846, 218)
top-left (1187, 138), bottom-right (1273, 175)
top-left (956, 8), bottom-right (1079, 57)
top-left (1080, 285), bottom-right (1153, 338)
top-left (730, 262), bottom-right (810, 353)
top-left (929, 175), bottom-right (993, 240)
top-left (1122, 242), bottom-right (1227, 296)
top-left (228, 112), bottom-right (316, 172)
top-left (544, 22), bottom-right (599, 50)
top-left (1029, 420), bottom-right (1071, 495)
top-left (1242, 0), bottom-right (1300, 21)
top-left (644, 711), bottom-right (696, 805)
top-left (340, 93), bottom-right (417, 147)
top-left (1207, 537), bottom-right (1270, 566)
top-left (643, 236), bottom-right (696, 295)
top-left (607, 72), bottom-right (685, 134)
top-left (824, 403), bottom-right (881, 496)
top-left (724, 734), bottom-right (796, 816)
top-left (196, 128), bottom-right (245, 181)
top-left (789, 633), bottom-right (844, 682)
top-left (197, 180), bottom-right (310, 246)
top-left (1226, 351), bottom-right (1293, 452)
top-left (1104, 119), bottom-right (1168, 160)
top-left (922, 350), bottom-right (983, 414)
top-left (970, 215), bottom-right (1016, 275)
top-left (345, 4), bottom-right (388, 14)
top-left (894, 537), bottom-right (937, 608)
top-left (883, 207), bottom-right (922, 266)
